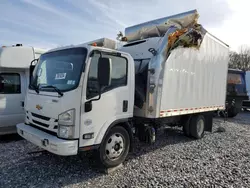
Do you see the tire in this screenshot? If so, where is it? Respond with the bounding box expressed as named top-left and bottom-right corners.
top-left (98, 126), bottom-right (130, 168)
top-left (190, 115), bottom-right (205, 139)
top-left (227, 107), bottom-right (239, 118)
top-left (228, 111), bottom-right (238, 118)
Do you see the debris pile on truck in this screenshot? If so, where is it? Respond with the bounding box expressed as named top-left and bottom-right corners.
top-left (166, 24), bottom-right (203, 53)
top-left (118, 10), bottom-right (204, 56)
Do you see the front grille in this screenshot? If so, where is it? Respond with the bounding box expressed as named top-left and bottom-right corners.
top-left (29, 123), bottom-right (57, 136)
top-left (27, 111), bottom-right (58, 132)
top-left (32, 120), bottom-right (49, 128)
top-left (31, 113), bottom-right (50, 121)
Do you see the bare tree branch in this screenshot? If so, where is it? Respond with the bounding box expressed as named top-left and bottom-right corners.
top-left (229, 45), bottom-right (250, 71)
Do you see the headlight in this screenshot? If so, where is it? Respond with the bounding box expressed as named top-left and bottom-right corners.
top-left (58, 109), bottom-right (75, 126)
top-left (58, 125), bottom-right (74, 139)
top-left (58, 109), bottom-right (75, 139)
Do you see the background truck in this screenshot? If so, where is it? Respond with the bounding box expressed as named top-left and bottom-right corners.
top-left (224, 69), bottom-right (248, 117)
top-left (0, 44), bottom-right (46, 135)
top-left (17, 10), bottom-right (229, 168)
top-left (242, 70), bottom-right (250, 111)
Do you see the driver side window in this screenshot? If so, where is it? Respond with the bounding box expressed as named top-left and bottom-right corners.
top-left (86, 53), bottom-right (128, 99)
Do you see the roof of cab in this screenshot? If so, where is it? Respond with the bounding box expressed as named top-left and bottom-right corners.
top-left (46, 44), bottom-right (128, 56)
top-left (228, 68), bottom-right (245, 74)
top-left (47, 38), bottom-right (117, 54)
top-left (46, 44), bottom-right (89, 53)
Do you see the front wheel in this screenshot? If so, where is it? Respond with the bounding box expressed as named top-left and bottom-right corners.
top-left (98, 126), bottom-right (130, 168)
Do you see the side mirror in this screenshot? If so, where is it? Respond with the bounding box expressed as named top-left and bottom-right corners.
top-left (29, 59), bottom-right (38, 83)
top-left (98, 57), bottom-right (112, 87)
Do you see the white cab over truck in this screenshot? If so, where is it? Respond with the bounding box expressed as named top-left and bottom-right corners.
top-left (17, 10), bottom-right (229, 167)
top-left (0, 44), bottom-right (46, 135)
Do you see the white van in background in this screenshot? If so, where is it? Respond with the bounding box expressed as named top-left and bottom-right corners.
top-left (0, 44), bottom-right (47, 135)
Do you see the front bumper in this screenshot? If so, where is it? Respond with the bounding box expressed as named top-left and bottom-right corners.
top-left (16, 123), bottom-right (78, 156)
top-left (242, 100), bottom-right (250, 108)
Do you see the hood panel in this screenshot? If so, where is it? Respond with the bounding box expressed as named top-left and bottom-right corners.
top-left (25, 90), bottom-right (81, 119)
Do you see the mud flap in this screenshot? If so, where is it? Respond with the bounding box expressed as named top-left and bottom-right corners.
top-left (204, 113), bottom-right (213, 132)
top-left (127, 122), bottom-right (134, 152)
top-left (181, 115), bottom-right (192, 136)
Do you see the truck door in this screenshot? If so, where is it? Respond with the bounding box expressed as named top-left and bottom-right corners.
top-left (0, 71), bottom-right (26, 131)
top-left (80, 52), bottom-right (133, 147)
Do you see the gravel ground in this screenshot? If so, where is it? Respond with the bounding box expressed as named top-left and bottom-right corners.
top-left (1, 113), bottom-right (250, 188)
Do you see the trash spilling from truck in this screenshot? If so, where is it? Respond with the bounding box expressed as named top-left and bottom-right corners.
top-left (118, 10), bottom-right (205, 57)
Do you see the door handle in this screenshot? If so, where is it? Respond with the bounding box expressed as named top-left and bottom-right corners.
top-left (123, 100), bottom-right (128, 112)
top-left (21, 101), bottom-right (24, 107)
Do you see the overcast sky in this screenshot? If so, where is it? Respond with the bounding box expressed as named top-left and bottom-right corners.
top-left (0, 0), bottom-right (248, 52)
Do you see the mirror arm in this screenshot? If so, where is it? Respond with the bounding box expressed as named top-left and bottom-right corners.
top-left (89, 93), bottom-right (101, 103)
top-left (87, 85), bottom-right (103, 103)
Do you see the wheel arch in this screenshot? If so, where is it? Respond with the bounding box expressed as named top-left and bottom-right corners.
top-left (95, 118), bottom-right (134, 152)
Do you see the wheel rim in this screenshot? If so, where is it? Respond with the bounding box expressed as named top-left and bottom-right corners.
top-left (197, 119), bottom-right (204, 136)
top-left (105, 133), bottom-right (125, 161)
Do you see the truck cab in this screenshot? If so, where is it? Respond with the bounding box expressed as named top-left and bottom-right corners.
top-left (242, 71), bottom-right (250, 110)
top-left (225, 69), bottom-right (248, 117)
top-left (17, 42), bottom-right (135, 167)
top-left (0, 44), bottom-right (46, 135)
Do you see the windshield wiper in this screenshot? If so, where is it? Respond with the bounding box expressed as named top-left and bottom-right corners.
top-left (40, 85), bottom-right (64, 97)
top-left (29, 83), bottom-right (39, 94)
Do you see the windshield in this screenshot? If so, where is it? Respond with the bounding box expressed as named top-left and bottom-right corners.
top-left (227, 73), bottom-right (244, 85)
top-left (30, 47), bottom-right (87, 92)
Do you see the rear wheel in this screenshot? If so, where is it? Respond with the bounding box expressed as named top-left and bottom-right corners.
top-left (220, 106), bottom-right (240, 118)
top-left (98, 126), bottom-right (130, 168)
top-left (227, 107), bottom-right (239, 118)
top-left (190, 115), bottom-right (205, 139)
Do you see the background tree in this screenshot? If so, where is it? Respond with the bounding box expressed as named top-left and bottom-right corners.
top-left (229, 45), bottom-right (250, 71)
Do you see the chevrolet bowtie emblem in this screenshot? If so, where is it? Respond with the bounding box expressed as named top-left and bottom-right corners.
top-left (36, 104), bottom-right (42, 110)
